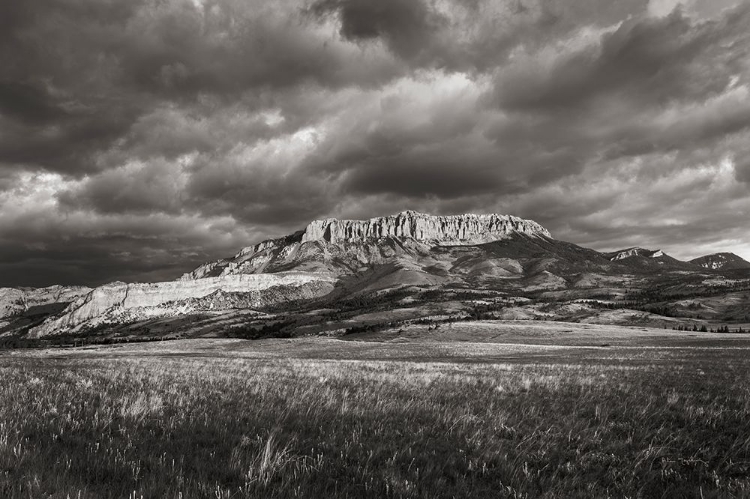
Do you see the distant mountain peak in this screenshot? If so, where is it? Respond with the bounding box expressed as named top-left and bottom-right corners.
top-left (689, 252), bottom-right (750, 270)
top-left (301, 211), bottom-right (551, 245)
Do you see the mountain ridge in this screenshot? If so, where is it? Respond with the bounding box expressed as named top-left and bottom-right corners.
top-left (3, 210), bottom-right (750, 339)
top-left (300, 211), bottom-right (551, 244)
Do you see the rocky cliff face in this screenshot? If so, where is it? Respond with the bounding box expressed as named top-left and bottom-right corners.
top-left (0, 285), bottom-right (91, 320)
top-left (301, 211), bottom-right (550, 244)
top-left (30, 273), bottom-right (334, 336)
top-left (181, 211), bottom-right (551, 280)
top-left (180, 232), bottom-right (305, 280)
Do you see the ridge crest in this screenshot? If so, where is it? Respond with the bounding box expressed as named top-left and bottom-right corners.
top-left (301, 211), bottom-right (551, 244)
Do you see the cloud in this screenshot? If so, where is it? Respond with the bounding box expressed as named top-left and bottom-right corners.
top-left (649, 0), bottom-right (743, 19)
top-left (1, 0), bottom-right (750, 285)
top-left (0, 81), bottom-right (69, 125)
top-left (0, 172), bottom-right (262, 287)
top-left (309, 0), bottom-right (445, 62)
top-left (309, 0), bottom-right (650, 72)
top-left (0, 0), bottom-right (401, 176)
top-left (491, 9), bottom-right (745, 112)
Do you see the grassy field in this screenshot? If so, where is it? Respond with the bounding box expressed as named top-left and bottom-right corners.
top-left (2, 322), bottom-right (750, 498)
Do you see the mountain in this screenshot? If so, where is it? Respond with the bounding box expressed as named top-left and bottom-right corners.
top-left (5, 211), bottom-right (750, 341)
top-left (690, 252), bottom-right (750, 270)
top-left (602, 247), bottom-right (698, 271)
top-left (605, 247), bottom-right (665, 260)
top-left (27, 212), bottom-right (552, 335)
top-left (180, 211), bottom-right (550, 279)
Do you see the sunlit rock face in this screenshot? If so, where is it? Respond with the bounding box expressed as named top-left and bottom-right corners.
top-left (0, 285), bottom-right (91, 319)
top-left (30, 273), bottom-right (335, 336)
top-left (301, 211), bottom-right (551, 245)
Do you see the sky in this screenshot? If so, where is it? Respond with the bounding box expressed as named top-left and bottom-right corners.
top-left (1, 0), bottom-right (749, 287)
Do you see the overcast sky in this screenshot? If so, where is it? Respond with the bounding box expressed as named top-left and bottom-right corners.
top-left (1, 0), bottom-right (749, 287)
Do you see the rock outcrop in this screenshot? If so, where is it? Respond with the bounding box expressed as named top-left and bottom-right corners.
top-left (300, 211), bottom-right (550, 244)
top-left (30, 273), bottom-right (334, 336)
top-left (0, 285), bottom-right (91, 320)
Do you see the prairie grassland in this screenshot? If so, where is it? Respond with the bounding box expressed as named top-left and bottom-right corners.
top-left (2, 333), bottom-right (750, 498)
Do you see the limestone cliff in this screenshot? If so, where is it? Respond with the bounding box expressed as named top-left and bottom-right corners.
top-left (30, 272), bottom-right (334, 336)
top-left (301, 211), bottom-right (550, 244)
top-left (0, 285), bottom-right (91, 320)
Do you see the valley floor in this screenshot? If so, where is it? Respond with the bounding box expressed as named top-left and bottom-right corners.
top-left (2, 321), bottom-right (750, 498)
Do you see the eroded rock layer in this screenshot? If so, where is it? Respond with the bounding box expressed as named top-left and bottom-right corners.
top-left (301, 211), bottom-right (550, 244)
top-left (30, 273), bottom-right (334, 336)
top-left (0, 285), bottom-right (91, 320)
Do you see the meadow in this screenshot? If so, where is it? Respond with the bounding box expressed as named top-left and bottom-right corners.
top-left (2, 322), bottom-right (750, 498)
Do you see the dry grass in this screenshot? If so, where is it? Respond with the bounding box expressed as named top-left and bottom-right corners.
top-left (1, 333), bottom-right (750, 498)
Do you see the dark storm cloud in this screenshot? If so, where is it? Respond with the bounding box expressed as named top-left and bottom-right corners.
top-left (0, 108), bottom-right (137, 175)
top-left (342, 159), bottom-right (503, 198)
top-left (2, 0), bottom-right (750, 286)
top-left (310, 0), bottom-right (650, 71)
top-left (736, 154), bottom-right (750, 184)
top-left (0, 194), bottom-right (260, 287)
top-left (309, 0), bottom-right (445, 61)
top-left (57, 159), bottom-right (186, 216)
top-left (116, 0), bottom-right (398, 96)
top-left (0, 0), bottom-right (400, 176)
top-left (184, 140), bottom-right (339, 226)
top-left (0, 0), bottom-right (151, 175)
top-left (492, 10), bottom-right (735, 111)
top-left (0, 81), bottom-right (68, 125)
top-left (300, 4), bottom-right (749, 207)
top-left (487, 6), bottom-right (750, 146)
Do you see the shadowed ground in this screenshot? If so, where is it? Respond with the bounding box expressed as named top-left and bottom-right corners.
top-left (2, 322), bottom-right (750, 498)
